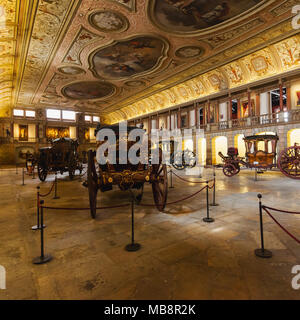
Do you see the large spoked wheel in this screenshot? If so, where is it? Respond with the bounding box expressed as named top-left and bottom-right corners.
top-left (278, 145), bottom-right (300, 180)
top-left (37, 157), bottom-right (47, 182)
top-left (184, 150), bottom-right (197, 169)
top-left (171, 152), bottom-right (185, 171)
top-left (87, 150), bottom-right (98, 219)
top-left (152, 149), bottom-right (168, 211)
top-left (223, 164), bottom-right (238, 177)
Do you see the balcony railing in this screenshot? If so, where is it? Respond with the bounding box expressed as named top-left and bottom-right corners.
top-left (202, 109), bottom-right (300, 132)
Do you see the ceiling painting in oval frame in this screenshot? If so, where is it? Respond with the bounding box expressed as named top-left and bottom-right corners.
top-left (148, 0), bottom-right (265, 34)
top-left (62, 81), bottom-right (116, 100)
top-left (90, 36), bottom-right (168, 80)
top-left (89, 10), bottom-right (129, 33)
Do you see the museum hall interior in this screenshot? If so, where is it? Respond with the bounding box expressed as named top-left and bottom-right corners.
top-left (0, 0), bottom-right (300, 303)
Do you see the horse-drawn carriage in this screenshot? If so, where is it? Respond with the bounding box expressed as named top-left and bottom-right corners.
top-left (158, 139), bottom-right (196, 170)
top-left (85, 125), bottom-right (168, 219)
top-left (37, 137), bottom-right (83, 181)
top-left (219, 134), bottom-right (300, 179)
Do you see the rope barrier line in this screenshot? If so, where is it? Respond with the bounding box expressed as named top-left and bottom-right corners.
top-left (138, 185), bottom-right (207, 207)
top-left (262, 207), bottom-right (300, 244)
top-left (263, 205), bottom-right (300, 215)
top-left (39, 183), bottom-right (208, 210)
top-left (39, 181), bottom-right (55, 198)
top-left (41, 203), bottom-right (130, 211)
top-left (171, 170), bottom-right (213, 184)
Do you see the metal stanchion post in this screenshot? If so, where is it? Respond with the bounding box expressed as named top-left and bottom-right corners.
top-left (32, 200), bottom-right (53, 264)
top-left (255, 194), bottom-right (272, 258)
top-left (203, 181), bottom-right (215, 223)
top-left (169, 169), bottom-right (174, 189)
top-left (210, 171), bottom-right (219, 207)
top-left (125, 192), bottom-right (141, 252)
top-left (16, 164), bottom-right (18, 174)
top-left (32, 186), bottom-right (46, 231)
top-left (22, 167), bottom-right (25, 186)
top-left (255, 168), bottom-right (258, 181)
top-left (53, 172), bottom-right (60, 199)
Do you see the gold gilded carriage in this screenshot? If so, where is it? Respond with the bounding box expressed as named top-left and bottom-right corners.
top-left (219, 134), bottom-right (300, 179)
top-left (85, 125), bottom-right (168, 219)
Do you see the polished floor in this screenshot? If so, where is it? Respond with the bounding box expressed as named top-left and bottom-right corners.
top-left (0, 166), bottom-right (299, 300)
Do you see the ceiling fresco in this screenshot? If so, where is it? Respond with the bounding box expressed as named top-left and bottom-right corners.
top-left (148, 0), bottom-right (264, 34)
top-left (90, 36), bottom-right (168, 80)
top-left (0, 0), bottom-right (299, 121)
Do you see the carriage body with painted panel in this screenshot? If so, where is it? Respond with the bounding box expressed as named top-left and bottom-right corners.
top-left (219, 134), bottom-right (300, 179)
top-left (85, 125), bottom-right (168, 219)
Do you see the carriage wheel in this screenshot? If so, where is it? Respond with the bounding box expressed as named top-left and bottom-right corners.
top-left (37, 162), bottom-right (47, 182)
top-left (171, 152), bottom-right (185, 171)
top-left (223, 164), bottom-right (238, 177)
top-left (184, 150), bottom-right (197, 169)
top-left (278, 145), bottom-right (300, 180)
top-left (152, 153), bottom-right (168, 211)
top-left (88, 150), bottom-right (98, 218)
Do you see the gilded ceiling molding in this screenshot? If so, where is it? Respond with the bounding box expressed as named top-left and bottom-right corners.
top-left (108, 19), bottom-right (295, 113)
top-left (270, 0), bottom-right (300, 16)
top-left (105, 0), bottom-right (136, 12)
top-left (62, 26), bottom-right (104, 65)
top-left (17, 0), bottom-right (83, 106)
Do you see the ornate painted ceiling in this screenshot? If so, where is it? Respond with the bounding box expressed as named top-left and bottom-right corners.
top-left (0, 0), bottom-right (299, 122)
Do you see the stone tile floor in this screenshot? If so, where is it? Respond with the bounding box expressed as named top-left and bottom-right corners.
top-left (0, 166), bottom-right (299, 300)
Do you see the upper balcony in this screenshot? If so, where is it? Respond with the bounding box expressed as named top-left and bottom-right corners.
top-left (200, 109), bottom-right (300, 133)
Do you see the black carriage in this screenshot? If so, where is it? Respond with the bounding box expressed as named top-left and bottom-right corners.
top-left (37, 137), bottom-right (83, 181)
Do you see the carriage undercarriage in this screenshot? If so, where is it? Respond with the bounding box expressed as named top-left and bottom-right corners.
top-left (86, 149), bottom-right (168, 219)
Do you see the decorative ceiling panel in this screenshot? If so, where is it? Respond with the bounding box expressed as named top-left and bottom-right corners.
top-left (0, 0), bottom-right (297, 121)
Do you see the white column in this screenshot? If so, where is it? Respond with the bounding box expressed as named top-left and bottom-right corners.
top-left (260, 92), bottom-right (270, 115)
top-left (219, 102), bottom-right (227, 121)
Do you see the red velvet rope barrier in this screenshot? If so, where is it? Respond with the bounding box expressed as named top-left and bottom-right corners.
top-left (40, 183), bottom-right (208, 210)
top-left (171, 170), bottom-right (214, 185)
top-left (41, 203), bottom-right (130, 211)
top-left (262, 207), bottom-right (300, 244)
top-left (39, 181), bottom-right (55, 198)
top-left (263, 205), bottom-right (300, 215)
top-left (138, 185), bottom-right (207, 207)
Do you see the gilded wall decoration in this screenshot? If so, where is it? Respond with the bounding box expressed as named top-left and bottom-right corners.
top-left (0, 0), bottom-right (17, 115)
top-left (89, 10), bottom-right (129, 33)
top-left (274, 37), bottom-right (300, 69)
top-left (62, 81), bottom-right (116, 100)
top-left (241, 49), bottom-right (276, 79)
top-left (63, 27), bottom-right (104, 65)
top-left (175, 46), bottom-right (204, 58)
top-left (149, 0), bottom-right (264, 33)
top-left (17, 0), bottom-right (73, 106)
top-left (58, 66), bottom-right (86, 75)
top-left (90, 36), bottom-right (168, 80)
top-left (222, 62), bottom-right (244, 86)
